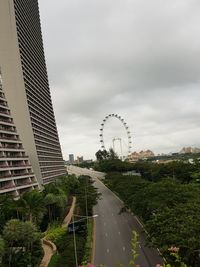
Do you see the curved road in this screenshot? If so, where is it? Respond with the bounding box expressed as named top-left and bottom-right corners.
top-left (67, 166), bottom-right (163, 267)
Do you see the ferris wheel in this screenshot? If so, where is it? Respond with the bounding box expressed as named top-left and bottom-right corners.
top-left (99, 113), bottom-right (132, 157)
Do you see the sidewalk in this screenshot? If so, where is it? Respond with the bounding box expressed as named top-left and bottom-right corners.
top-left (39, 196), bottom-right (76, 267)
top-left (62, 196), bottom-right (76, 227)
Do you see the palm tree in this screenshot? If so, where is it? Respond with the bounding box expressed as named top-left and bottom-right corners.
top-left (0, 195), bottom-right (15, 232)
top-left (44, 184), bottom-right (67, 222)
top-left (20, 190), bottom-right (45, 223)
top-left (0, 236), bottom-right (5, 265)
top-left (44, 193), bottom-right (57, 221)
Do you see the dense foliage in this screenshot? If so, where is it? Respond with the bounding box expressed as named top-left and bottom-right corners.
top-left (105, 173), bottom-right (200, 267)
top-left (48, 175), bottom-right (100, 267)
top-left (0, 174), bottom-right (99, 267)
top-left (95, 148), bottom-right (200, 185)
top-left (132, 161), bottom-right (199, 183)
top-left (95, 149), bottom-right (134, 172)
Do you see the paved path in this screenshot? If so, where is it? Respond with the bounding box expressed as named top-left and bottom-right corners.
top-left (40, 239), bottom-right (57, 267)
top-left (39, 196), bottom-right (76, 267)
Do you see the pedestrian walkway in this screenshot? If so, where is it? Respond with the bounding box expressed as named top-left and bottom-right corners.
top-left (39, 196), bottom-right (76, 267)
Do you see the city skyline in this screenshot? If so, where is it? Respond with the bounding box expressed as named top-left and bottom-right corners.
top-left (39, 0), bottom-right (200, 159)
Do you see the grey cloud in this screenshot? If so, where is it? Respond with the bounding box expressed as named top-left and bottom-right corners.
top-left (39, 0), bottom-right (200, 159)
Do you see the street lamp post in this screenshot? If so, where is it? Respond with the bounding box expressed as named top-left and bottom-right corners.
top-left (85, 180), bottom-right (88, 229)
top-left (72, 214), bottom-right (78, 267)
top-left (72, 214), bottom-right (98, 267)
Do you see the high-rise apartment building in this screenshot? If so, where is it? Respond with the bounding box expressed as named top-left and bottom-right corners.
top-left (0, 0), bottom-right (66, 190)
top-left (0, 73), bottom-right (39, 197)
top-left (69, 154), bottom-right (75, 165)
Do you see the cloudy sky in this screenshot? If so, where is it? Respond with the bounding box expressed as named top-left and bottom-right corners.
top-left (39, 0), bottom-right (200, 160)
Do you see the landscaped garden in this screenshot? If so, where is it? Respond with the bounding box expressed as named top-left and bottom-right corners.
top-left (0, 174), bottom-right (99, 267)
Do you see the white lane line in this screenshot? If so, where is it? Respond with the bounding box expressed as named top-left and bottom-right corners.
top-left (104, 222), bottom-right (106, 226)
top-left (118, 231), bottom-right (121, 235)
top-left (107, 248), bottom-right (109, 253)
top-left (123, 246), bottom-right (125, 251)
top-left (105, 233), bottom-right (108, 237)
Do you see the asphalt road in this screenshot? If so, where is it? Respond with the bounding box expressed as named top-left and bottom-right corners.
top-left (67, 166), bottom-right (163, 267)
top-left (93, 179), bottom-right (163, 267)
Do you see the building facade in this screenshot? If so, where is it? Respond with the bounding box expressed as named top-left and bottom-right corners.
top-left (0, 0), bottom-right (66, 189)
top-left (69, 154), bottom-right (75, 165)
top-left (0, 72), bottom-right (39, 197)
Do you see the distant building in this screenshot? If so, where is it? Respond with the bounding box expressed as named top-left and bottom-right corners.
top-left (180, 147), bottom-right (200, 154)
top-left (69, 154), bottom-right (75, 164)
top-left (128, 150), bottom-right (155, 162)
top-left (77, 156), bottom-right (84, 164)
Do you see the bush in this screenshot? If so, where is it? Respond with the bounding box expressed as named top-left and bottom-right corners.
top-left (45, 226), bottom-right (66, 244)
top-left (48, 254), bottom-right (61, 267)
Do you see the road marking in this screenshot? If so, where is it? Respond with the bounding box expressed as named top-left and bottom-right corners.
top-left (105, 233), bottom-right (108, 237)
top-left (118, 231), bottom-right (121, 235)
top-left (123, 246), bottom-right (125, 251)
top-left (104, 222), bottom-right (106, 226)
top-left (107, 248), bottom-right (109, 253)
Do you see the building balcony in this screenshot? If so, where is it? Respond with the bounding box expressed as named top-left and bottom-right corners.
top-left (0, 155), bottom-right (28, 160)
top-left (0, 156), bottom-right (28, 162)
top-left (42, 172), bottom-right (66, 182)
top-left (0, 174), bottom-right (12, 179)
top-left (0, 184), bottom-right (16, 193)
top-left (16, 182), bottom-right (38, 190)
top-left (0, 138), bottom-right (20, 143)
top-left (0, 119), bottom-right (14, 125)
top-left (0, 104), bottom-right (9, 109)
top-left (0, 128), bottom-right (16, 134)
top-left (0, 164), bottom-right (31, 171)
top-left (0, 96), bottom-right (5, 101)
top-left (37, 149), bottom-right (62, 155)
top-left (12, 172), bottom-right (34, 177)
top-left (15, 180), bottom-right (33, 187)
top-left (0, 147), bottom-right (24, 152)
top-left (0, 110), bottom-right (10, 116)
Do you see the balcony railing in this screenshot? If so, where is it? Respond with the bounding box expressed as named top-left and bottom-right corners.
top-left (0, 110), bottom-right (10, 115)
top-left (0, 118), bottom-right (13, 124)
top-left (12, 172), bottom-right (34, 177)
top-left (0, 128), bottom-right (16, 133)
top-left (0, 137), bottom-right (19, 141)
top-left (1, 155), bottom-right (28, 158)
top-left (1, 145), bottom-right (22, 149)
top-left (0, 184), bottom-right (16, 190)
top-left (0, 164), bottom-right (31, 168)
top-left (0, 174), bottom-right (12, 178)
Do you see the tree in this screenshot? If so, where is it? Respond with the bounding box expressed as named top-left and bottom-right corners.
top-left (76, 176), bottom-right (100, 215)
top-left (0, 195), bottom-right (15, 233)
top-left (0, 236), bottom-right (5, 265)
top-left (95, 148), bottom-right (118, 161)
top-left (20, 190), bottom-right (46, 223)
top-left (145, 202), bottom-right (200, 267)
top-left (2, 219), bottom-right (42, 267)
